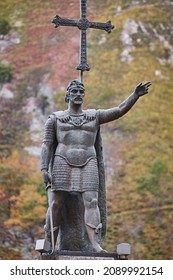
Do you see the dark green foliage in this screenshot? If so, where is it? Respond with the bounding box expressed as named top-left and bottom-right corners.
top-left (0, 18), bottom-right (11, 35)
top-left (0, 63), bottom-right (13, 83)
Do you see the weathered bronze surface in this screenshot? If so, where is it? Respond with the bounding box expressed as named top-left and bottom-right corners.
top-left (41, 80), bottom-right (151, 253)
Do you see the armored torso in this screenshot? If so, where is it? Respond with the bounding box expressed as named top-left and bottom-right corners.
top-left (53, 109), bottom-right (99, 167)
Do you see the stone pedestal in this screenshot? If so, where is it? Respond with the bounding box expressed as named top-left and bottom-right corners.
top-left (39, 250), bottom-right (119, 260)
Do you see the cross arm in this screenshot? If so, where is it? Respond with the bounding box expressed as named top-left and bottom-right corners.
top-left (52, 15), bottom-right (114, 33)
top-left (52, 15), bottom-right (79, 28)
top-left (89, 20), bottom-right (114, 33)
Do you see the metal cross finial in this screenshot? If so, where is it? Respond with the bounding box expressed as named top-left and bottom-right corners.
top-left (52, 0), bottom-right (114, 82)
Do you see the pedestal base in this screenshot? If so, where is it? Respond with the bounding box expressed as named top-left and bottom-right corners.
top-left (40, 250), bottom-right (119, 260)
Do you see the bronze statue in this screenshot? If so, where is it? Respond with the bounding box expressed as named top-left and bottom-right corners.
top-left (38, 0), bottom-right (152, 255)
top-left (41, 79), bottom-right (151, 253)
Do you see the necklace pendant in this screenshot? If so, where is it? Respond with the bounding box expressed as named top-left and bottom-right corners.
top-left (69, 115), bottom-right (85, 127)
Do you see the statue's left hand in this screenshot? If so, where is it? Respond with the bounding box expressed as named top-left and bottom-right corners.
top-left (42, 169), bottom-right (51, 186)
top-left (134, 82), bottom-right (152, 97)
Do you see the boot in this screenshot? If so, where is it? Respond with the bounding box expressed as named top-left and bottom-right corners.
top-left (86, 223), bottom-right (106, 253)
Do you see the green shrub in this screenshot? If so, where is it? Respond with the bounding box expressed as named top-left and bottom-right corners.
top-left (0, 18), bottom-right (11, 35)
top-left (0, 63), bottom-right (13, 83)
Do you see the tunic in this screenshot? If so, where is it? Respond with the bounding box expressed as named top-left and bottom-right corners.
top-left (43, 109), bottom-right (100, 192)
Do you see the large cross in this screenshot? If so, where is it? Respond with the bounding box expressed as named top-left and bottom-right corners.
top-left (52, 0), bottom-right (114, 82)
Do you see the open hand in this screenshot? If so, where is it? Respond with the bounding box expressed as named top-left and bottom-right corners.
top-left (134, 82), bottom-right (152, 97)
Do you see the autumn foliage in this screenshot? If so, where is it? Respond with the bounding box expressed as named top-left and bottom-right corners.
top-left (0, 151), bottom-right (46, 259)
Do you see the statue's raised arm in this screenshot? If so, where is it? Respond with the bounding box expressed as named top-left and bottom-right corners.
top-left (98, 82), bottom-right (152, 124)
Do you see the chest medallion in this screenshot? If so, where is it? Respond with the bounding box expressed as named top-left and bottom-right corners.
top-left (68, 115), bottom-right (86, 127)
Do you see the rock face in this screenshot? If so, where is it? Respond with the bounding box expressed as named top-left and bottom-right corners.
top-left (120, 17), bottom-right (173, 66)
top-left (0, 31), bottom-right (20, 52)
top-left (0, 84), bottom-right (14, 99)
top-left (120, 19), bottom-right (138, 62)
top-left (23, 78), bottom-right (55, 156)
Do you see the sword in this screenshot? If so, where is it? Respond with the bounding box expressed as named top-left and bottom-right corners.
top-left (47, 183), bottom-right (55, 251)
top-left (35, 182), bottom-right (54, 254)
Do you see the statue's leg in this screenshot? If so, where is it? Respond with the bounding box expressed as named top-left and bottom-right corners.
top-left (82, 190), bottom-right (105, 252)
top-left (44, 191), bottom-right (67, 248)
